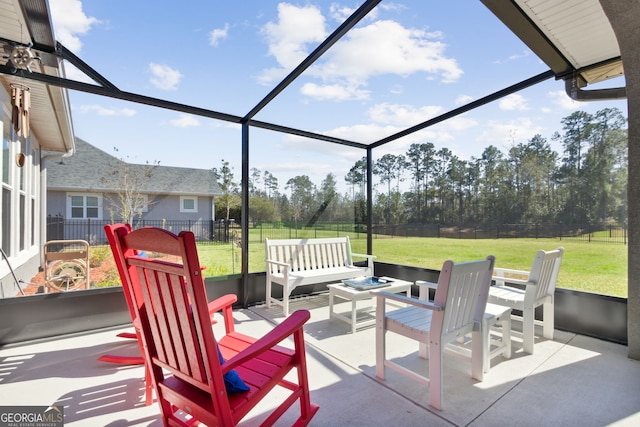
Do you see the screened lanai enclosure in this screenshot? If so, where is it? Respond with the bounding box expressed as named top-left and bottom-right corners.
top-left (0, 0), bottom-right (639, 359)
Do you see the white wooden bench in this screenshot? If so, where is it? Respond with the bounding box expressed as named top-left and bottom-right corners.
top-left (265, 236), bottom-right (375, 316)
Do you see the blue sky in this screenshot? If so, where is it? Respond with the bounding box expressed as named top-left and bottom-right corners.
top-left (49, 0), bottom-right (627, 194)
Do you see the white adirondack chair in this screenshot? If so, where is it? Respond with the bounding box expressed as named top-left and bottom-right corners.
top-left (373, 256), bottom-right (495, 410)
top-left (489, 247), bottom-right (564, 354)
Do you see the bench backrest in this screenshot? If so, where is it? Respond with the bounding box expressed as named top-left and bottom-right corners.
top-left (265, 237), bottom-right (354, 273)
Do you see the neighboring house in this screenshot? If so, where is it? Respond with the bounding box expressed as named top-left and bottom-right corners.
top-left (46, 138), bottom-right (223, 242)
top-left (0, 0), bottom-right (75, 297)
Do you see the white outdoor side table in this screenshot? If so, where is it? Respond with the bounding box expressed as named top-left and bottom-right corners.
top-left (328, 277), bottom-right (412, 334)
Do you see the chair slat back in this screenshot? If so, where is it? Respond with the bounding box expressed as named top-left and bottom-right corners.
top-left (527, 247), bottom-right (564, 301)
top-left (119, 228), bottom-right (225, 395)
top-left (432, 256), bottom-right (495, 342)
top-left (104, 224), bottom-right (139, 321)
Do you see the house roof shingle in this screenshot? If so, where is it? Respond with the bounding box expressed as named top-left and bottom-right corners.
top-left (46, 138), bottom-right (223, 196)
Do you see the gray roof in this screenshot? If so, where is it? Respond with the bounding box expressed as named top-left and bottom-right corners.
top-left (46, 138), bottom-right (223, 196)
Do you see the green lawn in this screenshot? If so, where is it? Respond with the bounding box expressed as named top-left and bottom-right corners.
top-left (195, 234), bottom-right (628, 298)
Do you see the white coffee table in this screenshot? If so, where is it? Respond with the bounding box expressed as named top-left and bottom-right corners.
top-left (328, 277), bottom-right (412, 333)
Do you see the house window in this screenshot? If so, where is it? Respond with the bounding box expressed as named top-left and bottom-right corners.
top-left (180, 196), bottom-right (198, 213)
top-left (68, 193), bottom-right (102, 219)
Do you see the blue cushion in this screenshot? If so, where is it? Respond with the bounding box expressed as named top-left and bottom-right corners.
top-left (216, 344), bottom-right (250, 393)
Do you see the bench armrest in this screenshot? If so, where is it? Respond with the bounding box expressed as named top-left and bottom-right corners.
top-left (371, 290), bottom-right (442, 311)
top-left (266, 259), bottom-right (290, 269)
top-left (351, 252), bottom-right (375, 272)
top-left (351, 252), bottom-right (376, 260)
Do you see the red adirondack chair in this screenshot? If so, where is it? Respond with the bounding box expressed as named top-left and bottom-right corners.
top-left (101, 224), bottom-right (250, 406)
top-left (110, 225), bottom-right (319, 426)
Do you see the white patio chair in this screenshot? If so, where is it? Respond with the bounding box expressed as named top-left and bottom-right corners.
top-left (373, 256), bottom-right (495, 410)
top-left (415, 281), bottom-right (512, 379)
top-left (489, 247), bottom-right (564, 354)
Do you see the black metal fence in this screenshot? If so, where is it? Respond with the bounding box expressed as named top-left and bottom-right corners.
top-left (46, 216), bottom-right (627, 246)
top-left (46, 216), bottom-right (240, 245)
top-left (372, 223), bottom-right (627, 244)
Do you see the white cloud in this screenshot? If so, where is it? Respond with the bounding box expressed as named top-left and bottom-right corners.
top-left (493, 49), bottom-right (531, 64)
top-left (260, 3), bottom-right (327, 79)
top-left (548, 90), bottom-right (581, 110)
top-left (367, 103), bottom-right (444, 126)
top-left (300, 82), bottom-right (369, 101)
top-left (276, 113), bottom-right (479, 163)
top-left (209, 24), bottom-right (230, 46)
top-left (169, 114), bottom-right (200, 128)
top-left (389, 84), bottom-right (404, 95)
top-left (256, 67), bottom-right (288, 85)
top-left (314, 20), bottom-right (461, 82)
top-left (329, 3), bottom-right (406, 24)
top-left (49, 0), bottom-right (99, 53)
top-left (327, 123), bottom-right (402, 144)
top-left (149, 63), bottom-right (182, 91)
top-left (455, 95), bottom-right (474, 105)
top-left (259, 5), bottom-right (462, 100)
top-left (476, 118), bottom-right (544, 148)
top-left (76, 105), bottom-right (136, 116)
top-left (279, 102), bottom-right (479, 153)
top-left (499, 94), bottom-right (529, 111)
top-left (328, 123), bottom-right (457, 154)
top-left (379, 3), bottom-right (408, 13)
top-left (442, 116), bottom-right (478, 132)
top-left (329, 4), bottom-right (358, 22)
top-left (63, 63), bottom-right (95, 83)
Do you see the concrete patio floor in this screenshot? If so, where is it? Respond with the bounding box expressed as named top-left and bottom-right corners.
top-left (1, 293), bottom-right (639, 426)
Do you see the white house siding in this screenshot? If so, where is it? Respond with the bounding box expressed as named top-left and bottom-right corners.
top-left (0, 87), bottom-right (43, 298)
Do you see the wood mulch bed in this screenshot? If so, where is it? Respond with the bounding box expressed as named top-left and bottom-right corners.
top-left (17, 257), bottom-right (118, 296)
top-left (17, 253), bottom-right (181, 296)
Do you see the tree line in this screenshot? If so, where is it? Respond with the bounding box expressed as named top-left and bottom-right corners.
top-left (214, 107), bottom-right (627, 229)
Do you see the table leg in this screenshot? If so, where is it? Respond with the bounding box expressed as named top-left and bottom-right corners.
top-left (351, 297), bottom-right (357, 334)
top-left (329, 289), bottom-right (335, 319)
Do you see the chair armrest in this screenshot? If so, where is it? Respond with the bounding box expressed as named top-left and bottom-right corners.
top-left (371, 290), bottom-right (442, 311)
top-left (416, 280), bottom-right (437, 289)
top-left (492, 267), bottom-right (531, 286)
top-left (207, 294), bottom-right (237, 333)
top-left (492, 276), bottom-right (530, 286)
top-left (222, 309), bottom-right (310, 371)
top-left (493, 267), bottom-right (529, 277)
top-left (416, 280), bottom-right (438, 300)
top-left (207, 294), bottom-right (237, 314)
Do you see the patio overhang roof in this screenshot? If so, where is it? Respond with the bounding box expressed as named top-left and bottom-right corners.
top-left (0, 0), bottom-right (74, 154)
top-left (482, 0), bottom-right (625, 100)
